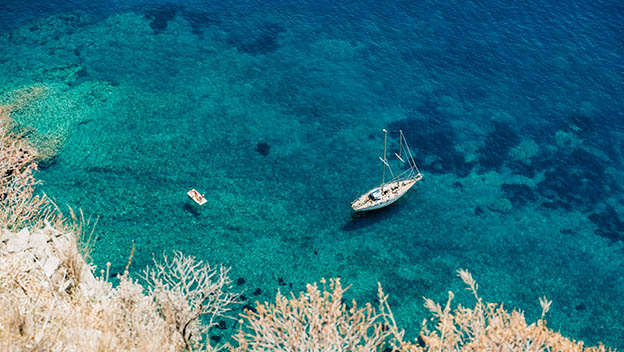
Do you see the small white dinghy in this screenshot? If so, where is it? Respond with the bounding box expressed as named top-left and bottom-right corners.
top-left (351, 129), bottom-right (423, 212)
top-left (187, 189), bottom-right (207, 206)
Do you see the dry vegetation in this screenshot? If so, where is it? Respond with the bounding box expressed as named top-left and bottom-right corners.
top-left (0, 92), bottom-right (617, 351)
top-left (232, 278), bottom-right (402, 351)
top-left (0, 106), bottom-right (64, 231)
top-left (232, 272), bottom-right (614, 352)
top-left (0, 91), bottom-right (67, 232)
top-left (414, 270), bottom-right (613, 352)
top-left (142, 251), bottom-right (239, 351)
top-left (0, 239), bottom-right (236, 351)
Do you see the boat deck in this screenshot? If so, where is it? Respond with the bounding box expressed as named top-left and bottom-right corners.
top-left (351, 174), bottom-right (422, 212)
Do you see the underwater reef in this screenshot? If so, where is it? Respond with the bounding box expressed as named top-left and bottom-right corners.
top-left (0, 90), bottom-right (618, 351)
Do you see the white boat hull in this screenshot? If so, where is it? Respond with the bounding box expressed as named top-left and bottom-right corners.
top-left (351, 175), bottom-right (421, 212)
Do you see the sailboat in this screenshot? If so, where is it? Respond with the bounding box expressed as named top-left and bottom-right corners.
top-left (351, 129), bottom-right (423, 212)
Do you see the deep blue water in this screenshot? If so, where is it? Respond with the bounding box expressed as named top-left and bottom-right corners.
top-left (1, 0), bottom-right (623, 347)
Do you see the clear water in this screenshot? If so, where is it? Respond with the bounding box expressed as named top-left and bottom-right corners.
top-left (1, 0), bottom-right (623, 347)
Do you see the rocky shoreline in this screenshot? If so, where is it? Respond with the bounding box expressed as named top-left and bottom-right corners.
top-left (1, 223), bottom-right (96, 296)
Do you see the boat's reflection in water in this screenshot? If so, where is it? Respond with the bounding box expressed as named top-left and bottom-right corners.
top-left (342, 195), bottom-right (410, 232)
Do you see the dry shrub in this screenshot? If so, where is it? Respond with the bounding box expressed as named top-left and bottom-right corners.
top-left (0, 231), bottom-right (238, 351)
top-left (411, 270), bottom-right (614, 352)
top-left (232, 273), bottom-right (615, 352)
top-left (142, 251), bottom-right (239, 352)
top-left (0, 250), bottom-right (175, 351)
top-left (0, 108), bottom-right (65, 231)
top-left (66, 207), bottom-right (98, 267)
top-left (0, 102), bottom-right (78, 235)
top-left (232, 278), bottom-right (404, 352)
top-left (0, 251), bottom-right (66, 351)
top-left (79, 272), bottom-right (181, 351)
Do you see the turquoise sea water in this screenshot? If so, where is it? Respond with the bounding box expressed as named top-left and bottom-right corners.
top-left (1, 0), bottom-right (623, 347)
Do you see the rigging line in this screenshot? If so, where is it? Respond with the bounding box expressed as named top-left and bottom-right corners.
top-left (407, 145), bottom-right (420, 173)
top-left (401, 131), bottom-right (421, 175)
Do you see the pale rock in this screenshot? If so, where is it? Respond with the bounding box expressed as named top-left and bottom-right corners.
top-left (38, 279), bottom-right (50, 291)
top-left (17, 227), bottom-right (30, 237)
top-left (6, 233), bottom-right (29, 253)
top-left (0, 229), bottom-right (18, 243)
top-left (14, 250), bottom-right (35, 266)
top-left (31, 244), bottom-right (49, 264)
top-left (42, 255), bottom-right (61, 278)
top-left (79, 261), bottom-right (97, 288)
top-left (28, 232), bottom-right (49, 252)
top-left (36, 246), bottom-right (56, 267)
top-left (17, 227), bottom-right (29, 238)
top-left (51, 234), bottom-right (71, 254)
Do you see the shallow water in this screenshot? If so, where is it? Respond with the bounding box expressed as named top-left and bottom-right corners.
top-left (1, 0), bottom-right (623, 347)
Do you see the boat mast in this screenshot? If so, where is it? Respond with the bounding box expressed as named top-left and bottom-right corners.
top-left (397, 131), bottom-right (401, 184)
top-left (381, 128), bottom-right (387, 192)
